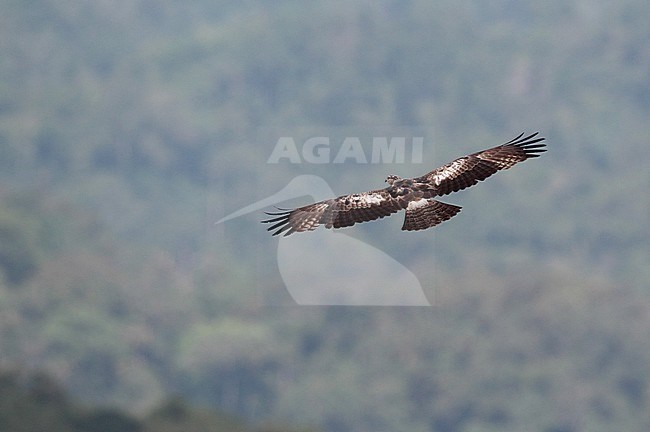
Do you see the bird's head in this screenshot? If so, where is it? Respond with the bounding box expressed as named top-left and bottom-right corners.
top-left (385, 174), bottom-right (401, 185)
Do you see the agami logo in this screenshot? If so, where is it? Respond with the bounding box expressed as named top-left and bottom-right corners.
top-left (217, 175), bottom-right (430, 306)
top-left (267, 136), bottom-right (424, 164)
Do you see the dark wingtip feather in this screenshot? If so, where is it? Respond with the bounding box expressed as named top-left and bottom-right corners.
top-left (505, 132), bottom-right (526, 144)
top-left (269, 222), bottom-right (291, 236)
top-left (263, 209), bottom-right (291, 216)
top-left (521, 144), bottom-right (547, 152)
top-left (262, 209), bottom-right (291, 223)
top-left (264, 212), bottom-right (291, 230)
top-left (510, 132), bottom-right (547, 157)
top-left (262, 214), bottom-right (289, 223)
top-left (261, 209), bottom-right (293, 236)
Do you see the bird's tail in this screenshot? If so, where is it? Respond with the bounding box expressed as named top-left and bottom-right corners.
top-left (402, 199), bottom-right (461, 231)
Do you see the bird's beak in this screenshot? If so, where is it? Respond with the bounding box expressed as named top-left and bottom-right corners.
top-left (216, 188), bottom-right (294, 225)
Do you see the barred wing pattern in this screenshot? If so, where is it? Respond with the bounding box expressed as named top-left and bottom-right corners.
top-left (401, 199), bottom-right (462, 231)
top-left (263, 132), bottom-right (545, 235)
top-left (417, 132), bottom-right (546, 196)
top-left (263, 189), bottom-right (406, 236)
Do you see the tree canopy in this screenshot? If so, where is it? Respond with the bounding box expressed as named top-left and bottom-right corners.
top-left (0, 1), bottom-right (649, 431)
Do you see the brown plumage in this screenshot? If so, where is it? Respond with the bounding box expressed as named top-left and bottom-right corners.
top-left (263, 132), bottom-right (546, 236)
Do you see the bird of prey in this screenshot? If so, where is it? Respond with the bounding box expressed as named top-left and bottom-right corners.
top-left (263, 132), bottom-right (546, 236)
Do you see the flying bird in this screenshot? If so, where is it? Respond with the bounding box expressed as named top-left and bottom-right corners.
top-left (263, 132), bottom-right (546, 236)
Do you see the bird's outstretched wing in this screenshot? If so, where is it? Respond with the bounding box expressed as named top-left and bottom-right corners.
top-left (262, 189), bottom-right (407, 236)
top-left (415, 132), bottom-right (546, 196)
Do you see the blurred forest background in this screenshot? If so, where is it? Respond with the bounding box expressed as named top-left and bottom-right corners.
top-left (1, 0), bottom-right (649, 431)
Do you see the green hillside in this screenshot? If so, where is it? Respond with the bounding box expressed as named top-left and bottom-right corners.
top-left (1, 1), bottom-right (649, 431)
